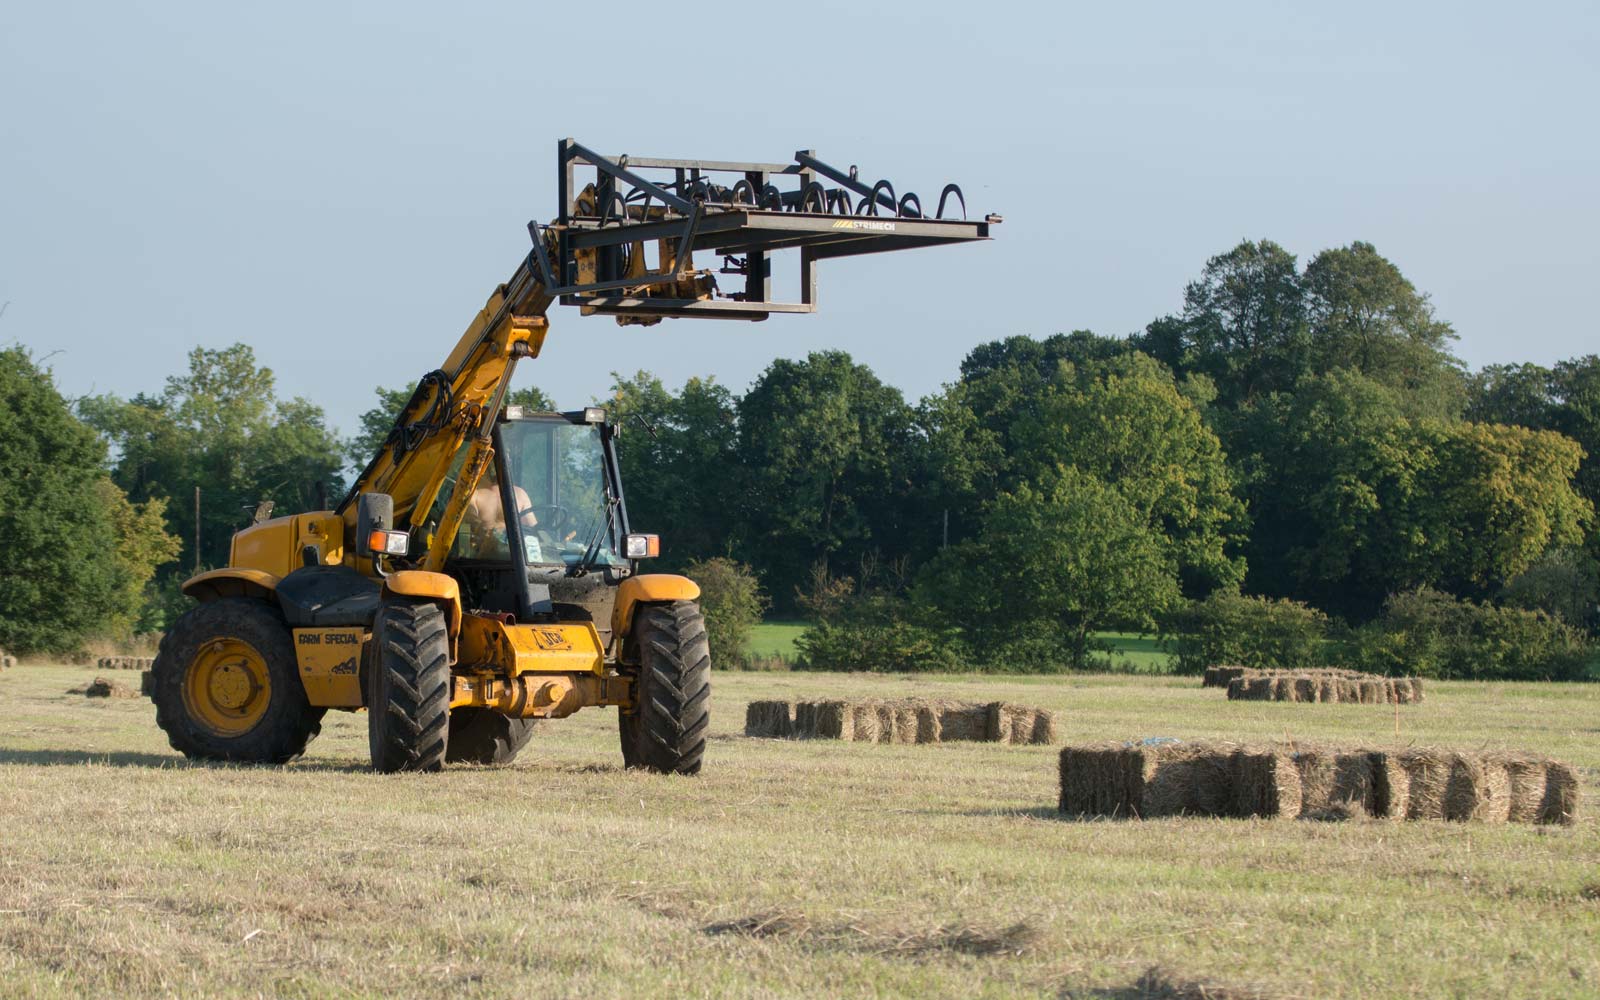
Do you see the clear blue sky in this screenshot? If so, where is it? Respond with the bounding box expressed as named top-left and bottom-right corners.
top-left (3, 1), bottom-right (1596, 439)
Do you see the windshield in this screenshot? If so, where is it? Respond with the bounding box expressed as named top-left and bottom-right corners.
top-left (457, 420), bottom-right (623, 569)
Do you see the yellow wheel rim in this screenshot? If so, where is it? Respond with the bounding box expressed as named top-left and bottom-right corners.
top-left (183, 638), bottom-right (272, 737)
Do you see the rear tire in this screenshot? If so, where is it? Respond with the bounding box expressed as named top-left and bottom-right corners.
top-left (153, 598), bottom-right (323, 764)
top-left (445, 708), bottom-right (537, 765)
top-left (619, 600), bottom-right (711, 775)
top-left (368, 600), bottom-right (451, 773)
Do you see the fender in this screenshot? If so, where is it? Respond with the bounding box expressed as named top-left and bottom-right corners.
top-left (612, 573), bottom-right (701, 643)
top-left (381, 570), bottom-right (463, 639)
top-left (181, 568), bottom-right (280, 603)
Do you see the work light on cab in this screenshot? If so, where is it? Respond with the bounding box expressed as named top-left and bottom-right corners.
top-left (624, 534), bottom-right (659, 559)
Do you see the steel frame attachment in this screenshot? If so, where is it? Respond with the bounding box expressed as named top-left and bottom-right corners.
top-left (527, 139), bottom-right (998, 323)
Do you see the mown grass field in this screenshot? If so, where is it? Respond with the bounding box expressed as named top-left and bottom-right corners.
top-left (2, 664), bottom-right (1597, 999)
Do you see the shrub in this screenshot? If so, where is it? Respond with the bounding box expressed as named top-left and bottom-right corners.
top-left (683, 557), bottom-right (768, 666)
top-left (1161, 592), bottom-right (1330, 674)
top-left (1354, 588), bottom-right (1592, 681)
top-left (1500, 547), bottom-right (1599, 632)
top-left (795, 595), bottom-right (967, 673)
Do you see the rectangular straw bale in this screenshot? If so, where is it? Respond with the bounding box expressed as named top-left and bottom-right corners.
top-left (1445, 753), bottom-right (1511, 822)
top-left (986, 704), bottom-right (1057, 745)
top-left (1231, 746), bottom-right (1303, 818)
top-left (885, 703), bottom-right (922, 744)
top-left (1132, 742), bottom-right (1237, 818)
top-left (1372, 752), bottom-right (1411, 819)
top-left (1316, 677), bottom-right (1341, 703)
top-left (1059, 743), bottom-right (1135, 816)
top-left (1227, 677), bottom-right (1268, 700)
top-left (743, 700), bottom-right (795, 738)
top-left (1408, 678), bottom-right (1425, 703)
top-left (1389, 749), bottom-right (1451, 820)
top-left (795, 700), bottom-right (854, 740)
top-left (937, 702), bottom-right (991, 742)
top-left (1540, 760), bottom-right (1581, 825)
top-left (1292, 676), bottom-right (1318, 703)
top-left (850, 702), bottom-right (884, 743)
top-left (1490, 754), bottom-right (1551, 825)
top-left (1293, 748), bottom-right (1380, 819)
top-left (1270, 676), bottom-right (1297, 701)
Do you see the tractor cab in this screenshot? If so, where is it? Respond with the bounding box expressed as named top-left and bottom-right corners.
top-left (439, 407), bottom-right (648, 648)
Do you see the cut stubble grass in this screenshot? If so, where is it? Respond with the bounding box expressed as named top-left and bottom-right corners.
top-left (1, 664), bottom-right (1597, 998)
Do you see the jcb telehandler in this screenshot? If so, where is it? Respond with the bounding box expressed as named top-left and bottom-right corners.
top-left (152, 140), bottom-right (996, 773)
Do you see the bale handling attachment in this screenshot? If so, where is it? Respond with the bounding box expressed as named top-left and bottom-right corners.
top-left (529, 139), bottom-right (999, 324)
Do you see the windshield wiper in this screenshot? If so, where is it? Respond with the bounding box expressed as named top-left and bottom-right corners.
top-left (569, 494), bottom-right (619, 576)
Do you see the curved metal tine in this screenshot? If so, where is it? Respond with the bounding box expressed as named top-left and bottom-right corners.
top-left (731, 179), bottom-right (757, 207)
top-left (598, 191), bottom-right (629, 227)
top-left (936, 183), bottom-right (967, 220)
top-left (800, 181), bottom-right (828, 213)
top-left (862, 179), bottom-right (896, 216)
top-left (826, 188), bottom-right (853, 215)
top-left (760, 184), bottom-right (783, 211)
top-left (898, 192), bottom-right (922, 219)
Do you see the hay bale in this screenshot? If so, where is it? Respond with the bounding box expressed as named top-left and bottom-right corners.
top-left (937, 702), bottom-right (991, 742)
top-left (1491, 754), bottom-right (1552, 825)
top-left (1226, 676), bottom-right (1272, 701)
top-left (986, 703), bottom-right (1056, 745)
top-left (1202, 665), bottom-right (1248, 689)
top-left (1270, 676), bottom-right (1297, 701)
top-left (1445, 754), bottom-right (1511, 822)
top-left (1408, 678), bottom-right (1425, 703)
top-left (1540, 760), bottom-right (1581, 826)
top-left (1392, 749), bottom-right (1445, 819)
top-left (1132, 741), bottom-right (1237, 817)
top-left (744, 700), bottom-right (795, 738)
top-left (1059, 742), bottom-right (1134, 816)
top-left (84, 676), bottom-right (136, 699)
top-left (1230, 745), bottom-right (1302, 818)
top-left (1059, 739), bottom-right (1234, 818)
top-left (793, 700), bottom-right (854, 740)
top-left (1293, 748), bottom-right (1381, 819)
top-left (850, 701), bottom-right (884, 743)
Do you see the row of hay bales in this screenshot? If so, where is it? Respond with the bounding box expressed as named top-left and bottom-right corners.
top-left (746, 698), bottom-right (1056, 745)
top-left (1229, 672), bottom-right (1423, 704)
top-left (1202, 665), bottom-right (1372, 688)
top-left (1059, 739), bottom-right (1578, 824)
top-left (97, 655), bottom-right (154, 671)
top-left (1202, 665), bottom-right (1424, 704)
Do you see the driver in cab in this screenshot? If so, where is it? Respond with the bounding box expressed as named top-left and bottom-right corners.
top-left (462, 465), bottom-right (540, 560)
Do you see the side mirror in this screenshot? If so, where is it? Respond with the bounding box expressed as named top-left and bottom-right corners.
top-left (355, 493), bottom-right (407, 559)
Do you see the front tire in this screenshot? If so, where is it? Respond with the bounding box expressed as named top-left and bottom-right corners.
top-left (368, 600), bottom-right (451, 773)
top-left (619, 600), bottom-right (711, 775)
top-left (153, 598), bottom-right (323, 764)
top-left (445, 708), bottom-right (537, 765)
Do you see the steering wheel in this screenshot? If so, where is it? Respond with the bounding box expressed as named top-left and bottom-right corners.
top-left (519, 503), bottom-right (572, 535)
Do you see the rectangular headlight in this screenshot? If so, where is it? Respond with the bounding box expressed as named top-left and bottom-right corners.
top-left (624, 533), bottom-right (659, 559)
top-left (582, 406), bottom-right (606, 424)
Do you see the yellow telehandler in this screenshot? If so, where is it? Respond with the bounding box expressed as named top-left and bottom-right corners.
top-left (151, 140), bottom-right (996, 772)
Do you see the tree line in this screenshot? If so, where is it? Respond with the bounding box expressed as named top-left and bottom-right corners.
top-left (1, 238), bottom-right (1595, 674)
